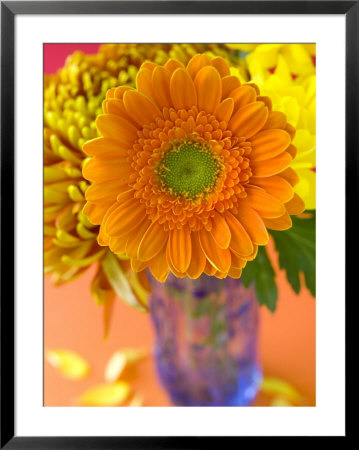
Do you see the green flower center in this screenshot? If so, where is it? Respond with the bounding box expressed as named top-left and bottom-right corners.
top-left (156, 139), bottom-right (223, 199)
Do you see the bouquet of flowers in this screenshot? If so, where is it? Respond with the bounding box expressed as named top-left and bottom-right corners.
top-left (44, 43), bottom-right (315, 406)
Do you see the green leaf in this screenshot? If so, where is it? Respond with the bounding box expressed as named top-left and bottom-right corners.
top-left (270, 214), bottom-right (316, 297)
top-left (242, 246), bottom-right (278, 312)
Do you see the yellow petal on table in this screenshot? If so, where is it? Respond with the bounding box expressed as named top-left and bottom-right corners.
top-left (261, 376), bottom-right (303, 404)
top-left (78, 381), bottom-right (131, 406)
top-left (105, 348), bottom-right (148, 382)
top-left (128, 393), bottom-right (144, 407)
top-left (45, 349), bottom-right (89, 379)
top-left (270, 397), bottom-right (293, 407)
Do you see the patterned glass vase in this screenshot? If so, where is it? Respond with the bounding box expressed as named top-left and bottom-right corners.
top-left (149, 274), bottom-right (262, 406)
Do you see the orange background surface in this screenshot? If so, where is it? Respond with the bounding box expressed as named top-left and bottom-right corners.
top-left (44, 45), bottom-right (315, 407)
top-left (44, 242), bottom-right (315, 406)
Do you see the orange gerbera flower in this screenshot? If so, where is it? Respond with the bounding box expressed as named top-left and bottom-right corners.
top-left (83, 54), bottom-right (304, 282)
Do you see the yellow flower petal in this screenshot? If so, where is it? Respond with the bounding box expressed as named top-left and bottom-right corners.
top-left (78, 381), bottom-right (131, 406)
top-left (105, 348), bottom-right (148, 382)
top-left (46, 349), bottom-right (89, 379)
top-left (261, 377), bottom-right (303, 404)
top-left (128, 393), bottom-right (144, 407)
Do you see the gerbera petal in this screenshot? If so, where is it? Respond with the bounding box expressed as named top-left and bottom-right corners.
top-left (83, 202), bottom-right (112, 226)
top-left (102, 99), bottom-right (139, 129)
top-left (211, 212), bottom-right (231, 249)
top-left (85, 180), bottom-right (129, 202)
top-left (246, 244), bottom-right (258, 261)
top-left (105, 200), bottom-right (146, 237)
top-left (113, 86), bottom-right (133, 100)
top-left (169, 226), bottom-right (192, 273)
top-left (187, 231), bottom-right (207, 279)
top-left (285, 193), bottom-right (305, 214)
top-left (229, 102), bottom-right (268, 138)
top-left (210, 57), bottom-right (231, 77)
top-left (250, 152), bottom-right (292, 177)
top-left (164, 59), bottom-right (184, 73)
top-left (204, 260), bottom-right (217, 276)
top-left (101, 200), bottom-right (124, 230)
top-left (244, 188), bottom-right (286, 218)
top-left (257, 95), bottom-right (272, 112)
top-left (83, 158), bottom-right (130, 182)
top-left (263, 213), bottom-right (292, 230)
top-left (109, 234), bottom-right (130, 254)
top-left (232, 85), bottom-right (257, 111)
top-left (136, 68), bottom-right (155, 101)
top-left (149, 247), bottom-right (169, 282)
top-left (249, 129), bottom-right (291, 161)
top-left (280, 167), bottom-right (300, 187)
top-left (131, 258), bottom-right (148, 273)
top-left (227, 267), bottom-right (243, 278)
top-left (262, 111), bottom-right (287, 130)
top-left (83, 137), bottom-right (127, 157)
top-left (186, 53), bottom-right (211, 79)
top-left (165, 242), bottom-right (186, 278)
top-left (151, 66), bottom-right (172, 109)
top-left (116, 189), bottom-right (135, 203)
top-left (214, 271), bottom-right (227, 279)
top-left (125, 218), bottom-right (152, 258)
top-left (285, 123), bottom-right (296, 140)
top-left (96, 114), bottom-right (138, 144)
top-left (234, 204), bottom-right (269, 245)
top-left (194, 66), bottom-right (222, 113)
top-left (199, 230), bottom-right (231, 273)
top-left (214, 98), bottom-right (234, 123)
top-left (246, 83), bottom-right (260, 95)
top-left (123, 90), bottom-right (161, 126)
top-left (141, 61), bottom-right (157, 71)
top-left (221, 75), bottom-right (241, 99)
top-left (286, 144), bottom-right (297, 159)
top-left (231, 252), bottom-right (247, 269)
top-left (137, 221), bottom-right (168, 262)
top-left (224, 211), bottom-right (253, 257)
top-left (250, 176), bottom-right (294, 203)
top-left (102, 98), bottom-right (129, 120)
top-left (170, 68), bottom-right (197, 110)
top-left (97, 223), bottom-right (110, 246)
top-left (105, 87), bottom-right (116, 99)
top-left (93, 200), bottom-right (122, 234)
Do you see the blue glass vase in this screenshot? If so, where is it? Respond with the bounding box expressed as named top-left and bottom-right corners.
top-left (150, 274), bottom-right (262, 406)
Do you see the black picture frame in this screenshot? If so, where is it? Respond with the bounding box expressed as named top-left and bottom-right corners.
top-left (1, 1), bottom-right (355, 447)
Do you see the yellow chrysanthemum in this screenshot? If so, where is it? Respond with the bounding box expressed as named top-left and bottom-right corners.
top-left (44, 44), bottom-right (239, 320)
top-left (228, 43), bottom-right (316, 78)
top-left (83, 54), bottom-right (305, 283)
top-left (234, 44), bottom-right (316, 209)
